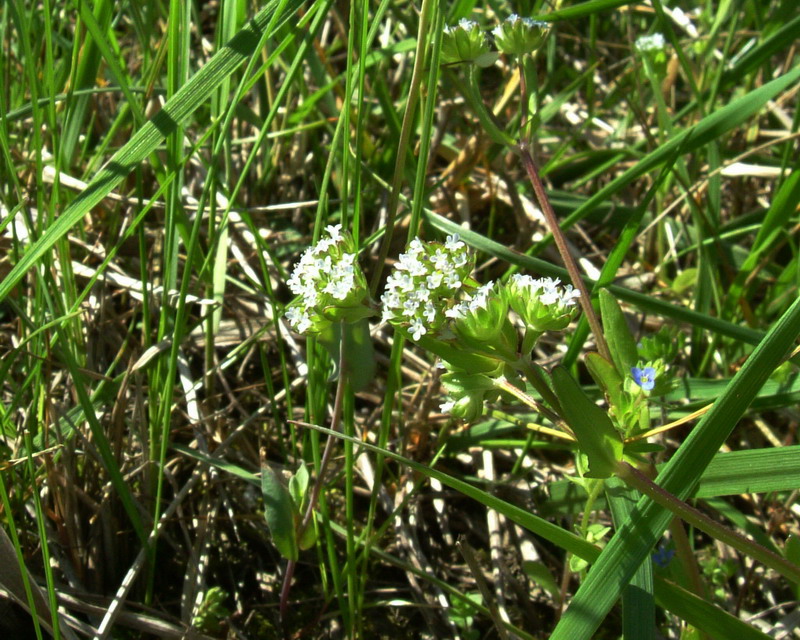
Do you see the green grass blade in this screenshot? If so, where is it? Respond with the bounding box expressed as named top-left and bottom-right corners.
top-left (0, 0), bottom-right (304, 304)
top-left (532, 65), bottom-right (800, 253)
top-left (550, 295), bottom-right (800, 639)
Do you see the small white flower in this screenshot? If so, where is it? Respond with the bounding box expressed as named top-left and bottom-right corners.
top-left (409, 318), bottom-right (427, 340)
top-left (402, 299), bottom-right (420, 317)
top-left (426, 272), bottom-right (444, 289)
top-left (326, 224), bottom-right (343, 241)
top-left (286, 307), bottom-right (312, 333)
top-left (439, 399), bottom-right (456, 414)
top-left (444, 271), bottom-right (462, 289)
top-left (560, 285), bottom-right (581, 306)
top-left (445, 233), bottom-right (465, 251)
top-left (445, 302), bottom-right (469, 320)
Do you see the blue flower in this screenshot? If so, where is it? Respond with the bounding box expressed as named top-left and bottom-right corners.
top-left (652, 545), bottom-right (675, 568)
top-left (631, 366), bottom-right (656, 391)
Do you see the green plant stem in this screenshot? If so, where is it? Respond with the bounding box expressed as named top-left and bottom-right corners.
top-left (617, 461), bottom-right (800, 585)
top-left (493, 377), bottom-right (572, 438)
top-left (515, 357), bottom-right (563, 416)
top-left (279, 326), bottom-right (348, 621)
top-left (369, 0), bottom-right (435, 295)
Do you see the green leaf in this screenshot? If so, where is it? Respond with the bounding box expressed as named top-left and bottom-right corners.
top-left (585, 352), bottom-right (624, 409)
top-left (288, 463), bottom-right (309, 508)
top-left (599, 289), bottom-right (639, 377)
top-left (551, 366), bottom-right (623, 478)
top-left (261, 465), bottom-right (298, 562)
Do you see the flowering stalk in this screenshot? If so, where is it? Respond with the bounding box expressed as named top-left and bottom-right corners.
top-left (518, 145), bottom-right (612, 363)
top-left (457, 61), bottom-right (611, 362)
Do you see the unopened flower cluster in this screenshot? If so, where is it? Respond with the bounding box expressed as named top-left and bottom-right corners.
top-left (380, 234), bottom-right (475, 340)
top-left (285, 225), bottom-right (368, 334)
top-left (442, 14), bottom-right (549, 65)
top-left (505, 273), bottom-right (581, 332)
top-left (441, 19), bottom-right (496, 67)
top-left (492, 15), bottom-right (549, 56)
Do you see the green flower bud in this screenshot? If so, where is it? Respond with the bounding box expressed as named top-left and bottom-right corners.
top-left (503, 274), bottom-right (580, 334)
top-left (492, 15), bottom-right (549, 57)
top-left (450, 282), bottom-right (518, 360)
top-left (442, 19), bottom-right (498, 67)
top-left (638, 325), bottom-right (684, 364)
top-left (439, 371), bottom-right (497, 421)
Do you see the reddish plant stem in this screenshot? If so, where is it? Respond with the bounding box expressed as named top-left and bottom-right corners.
top-left (518, 144), bottom-right (612, 363)
top-left (516, 56), bottom-right (609, 361)
top-left (618, 461), bottom-right (800, 584)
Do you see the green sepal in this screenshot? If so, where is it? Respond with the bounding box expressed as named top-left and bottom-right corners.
top-left (599, 289), bottom-right (639, 377)
top-left (261, 465), bottom-right (299, 562)
top-left (323, 303), bottom-right (378, 324)
top-left (585, 352), bottom-right (624, 409)
top-left (551, 366), bottom-right (623, 479)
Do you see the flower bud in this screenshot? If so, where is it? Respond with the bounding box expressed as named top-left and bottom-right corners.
top-left (439, 371), bottom-right (497, 421)
top-left (492, 15), bottom-right (549, 57)
top-left (442, 19), bottom-right (498, 67)
top-left (450, 282), bottom-right (518, 360)
top-left (503, 274), bottom-right (580, 334)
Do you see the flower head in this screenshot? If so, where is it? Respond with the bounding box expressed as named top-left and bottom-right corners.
top-left (441, 19), bottom-right (497, 67)
top-left (493, 15), bottom-right (550, 56)
top-left (284, 226), bottom-right (370, 334)
top-left (504, 274), bottom-right (581, 334)
top-left (381, 234), bottom-right (474, 339)
top-left (631, 366), bottom-right (657, 391)
top-left (635, 33), bottom-right (666, 53)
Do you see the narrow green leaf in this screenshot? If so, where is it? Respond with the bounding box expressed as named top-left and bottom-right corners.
top-left (538, 65), bottom-right (800, 252)
top-left (654, 578), bottom-right (771, 640)
top-left (605, 477), bottom-right (655, 640)
top-left (261, 465), bottom-right (299, 562)
top-left (723, 170), bottom-right (800, 317)
top-left (585, 352), bottom-right (624, 409)
top-left (599, 289), bottom-right (640, 376)
top-left (551, 367), bottom-right (622, 478)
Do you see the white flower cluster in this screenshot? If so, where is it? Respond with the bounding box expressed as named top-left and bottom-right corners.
top-left (635, 33), bottom-right (666, 52)
top-left (492, 14), bottom-right (545, 37)
top-left (509, 274), bottom-right (580, 308)
top-left (381, 234), bottom-right (474, 341)
top-left (285, 224), bottom-right (365, 334)
top-left (444, 18), bottom-right (478, 35)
